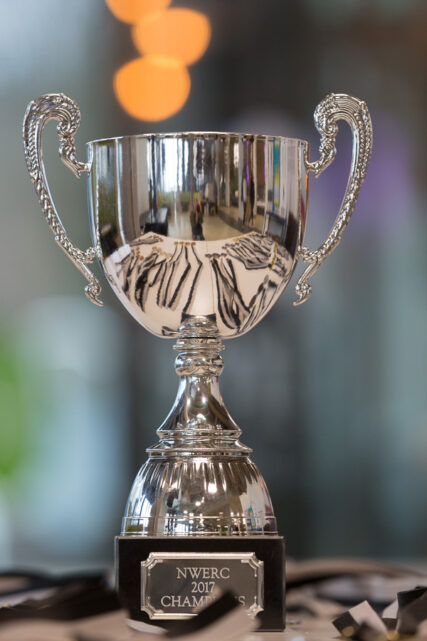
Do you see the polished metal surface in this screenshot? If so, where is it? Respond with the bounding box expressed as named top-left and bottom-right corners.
top-left (123, 317), bottom-right (278, 536)
top-left (23, 94), bottom-right (102, 305)
top-left (296, 94), bottom-right (372, 304)
top-left (86, 129), bottom-right (307, 338)
top-left (23, 92), bottom-right (373, 332)
top-left (140, 552), bottom-right (264, 619)
top-left (23, 92), bottom-right (373, 539)
top-left (123, 455), bottom-right (277, 536)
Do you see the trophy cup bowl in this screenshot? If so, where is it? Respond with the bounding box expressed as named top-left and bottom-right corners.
top-left (23, 92), bottom-right (372, 630)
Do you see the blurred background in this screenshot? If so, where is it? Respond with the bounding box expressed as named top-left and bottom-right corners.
top-left (0, 0), bottom-right (426, 571)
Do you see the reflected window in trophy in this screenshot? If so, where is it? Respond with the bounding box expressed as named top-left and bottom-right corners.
top-left (190, 200), bottom-right (204, 240)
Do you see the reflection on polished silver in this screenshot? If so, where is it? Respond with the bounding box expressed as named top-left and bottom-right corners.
top-left (85, 128), bottom-right (307, 338)
top-left (296, 94), bottom-right (373, 305)
top-left (123, 317), bottom-right (277, 536)
top-left (140, 552), bottom-right (264, 619)
top-left (23, 92), bottom-right (372, 540)
top-left (23, 93), bottom-right (103, 305)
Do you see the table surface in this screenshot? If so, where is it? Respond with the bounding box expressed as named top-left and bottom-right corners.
top-left (257, 616), bottom-right (337, 641)
top-left (0, 615), bottom-right (338, 641)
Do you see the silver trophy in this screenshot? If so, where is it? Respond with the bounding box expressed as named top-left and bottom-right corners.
top-left (23, 92), bottom-right (372, 630)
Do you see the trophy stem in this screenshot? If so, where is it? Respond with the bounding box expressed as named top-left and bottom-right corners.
top-left (122, 317), bottom-right (278, 536)
top-left (148, 317), bottom-right (251, 456)
top-left (118, 316), bottom-right (284, 628)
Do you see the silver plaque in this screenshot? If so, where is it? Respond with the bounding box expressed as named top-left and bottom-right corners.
top-left (141, 552), bottom-right (264, 619)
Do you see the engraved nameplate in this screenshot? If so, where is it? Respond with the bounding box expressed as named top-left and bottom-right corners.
top-left (141, 552), bottom-right (264, 620)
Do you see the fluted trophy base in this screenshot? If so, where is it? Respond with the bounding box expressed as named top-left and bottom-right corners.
top-left (115, 319), bottom-right (285, 630)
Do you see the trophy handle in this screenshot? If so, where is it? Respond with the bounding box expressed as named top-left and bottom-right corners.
top-left (23, 93), bottom-right (103, 306)
top-left (294, 93), bottom-right (373, 306)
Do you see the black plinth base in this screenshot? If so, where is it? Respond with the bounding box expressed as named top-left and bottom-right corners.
top-left (115, 536), bottom-right (285, 632)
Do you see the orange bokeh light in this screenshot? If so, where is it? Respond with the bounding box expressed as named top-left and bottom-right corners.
top-left (105, 0), bottom-right (171, 24)
top-left (114, 56), bottom-right (191, 121)
top-left (132, 8), bottom-right (211, 66)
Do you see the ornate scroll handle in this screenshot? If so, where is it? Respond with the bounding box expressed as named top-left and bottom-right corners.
top-left (294, 93), bottom-right (372, 306)
top-left (23, 93), bottom-right (103, 306)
